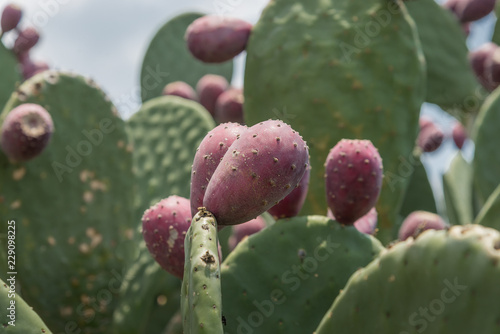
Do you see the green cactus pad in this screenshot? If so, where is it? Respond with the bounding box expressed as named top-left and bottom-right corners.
top-left (406, 0), bottom-right (480, 112)
top-left (243, 0), bottom-right (426, 244)
top-left (1, 278), bottom-right (53, 333)
top-left (443, 153), bottom-right (473, 225)
top-left (0, 43), bottom-right (20, 111)
top-left (492, 3), bottom-right (500, 45)
top-left (140, 12), bottom-right (234, 102)
top-left (220, 215), bottom-right (384, 333)
top-left (0, 71), bottom-right (135, 333)
top-left (182, 209), bottom-right (223, 334)
top-left (472, 87), bottom-right (500, 204)
top-left (314, 225), bottom-right (500, 333)
top-left (474, 183), bottom-right (500, 231)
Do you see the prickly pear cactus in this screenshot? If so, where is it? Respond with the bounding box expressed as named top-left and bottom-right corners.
top-left (443, 153), bottom-right (473, 225)
top-left (1, 278), bottom-right (53, 333)
top-left (0, 71), bottom-right (135, 333)
top-left (244, 0), bottom-right (426, 243)
top-left (406, 0), bottom-right (480, 112)
top-left (220, 215), bottom-right (384, 333)
top-left (181, 208), bottom-right (223, 334)
top-left (0, 42), bottom-right (21, 110)
top-left (140, 13), bottom-right (233, 102)
top-left (314, 225), bottom-right (500, 333)
top-left (475, 183), bottom-right (500, 231)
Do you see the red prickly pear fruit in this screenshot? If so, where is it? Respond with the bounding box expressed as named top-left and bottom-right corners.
top-left (228, 216), bottom-right (267, 251)
top-left (185, 16), bottom-right (252, 63)
top-left (268, 165), bottom-right (310, 219)
top-left (142, 196), bottom-right (192, 279)
top-left (13, 27), bottom-right (40, 55)
top-left (417, 121), bottom-right (444, 153)
top-left (419, 117), bottom-right (433, 131)
top-left (469, 43), bottom-right (498, 91)
top-left (196, 74), bottom-right (229, 116)
top-left (18, 53), bottom-right (49, 79)
top-left (327, 207), bottom-right (378, 235)
top-left (1, 103), bottom-right (53, 162)
top-left (162, 81), bottom-right (197, 101)
top-left (444, 0), bottom-right (495, 23)
top-left (214, 88), bottom-right (244, 124)
top-left (325, 139), bottom-right (383, 225)
top-left (398, 211), bottom-right (447, 241)
top-left (1, 3), bottom-right (22, 33)
top-left (190, 122), bottom-right (248, 216)
top-left (204, 120), bottom-right (309, 226)
top-left (452, 122), bottom-right (467, 149)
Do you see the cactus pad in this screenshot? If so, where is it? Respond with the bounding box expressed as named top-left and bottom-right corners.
top-left (475, 183), bottom-right (500, 231)
top-left (443, 153), bottom-right (473, 225)
top-left (0, 42), bottom-right (21, 110)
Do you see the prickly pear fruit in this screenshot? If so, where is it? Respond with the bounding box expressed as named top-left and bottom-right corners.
top-left (203, 120), bottom-right (309, 226)
top-left (185, 16), bottom-right (252, 63)
top-left (196, 74), bottom-right (228, 116)
top-left (190, 122), bottom-right (248, 216)
top-left (1, 103), bottom-right (53, 162)
top-left (469, 43), bottom-right (498, 90)
top-left (417, 121), bottom-right (444, 153)
top-left (444, 0), bottom-right (495, 23)
top-left (325, 139), bottom-right (383, 225)
top-left (1, 3), bottom-right (21, 33)
top-left (452, 122), bottom-right (467, 149)
top-left (228, 216), bottom-right (267, 251)
top-left (398, 211), bottom-right (447, 241)
top-left (327, 207), bottom-right (378, 235)
top-left (17, 53), bottom-right (49, 79)
top-left (214, 88), bottom-right (244, 124)
top-left (162, 81), bottom-right (197, 101)
top-left (268, 165), bottom-right (310, 219)
top-left (142, 196), bottom-right (192, 279)
top-left (419, 117), bottom-right (433, 130)
top-left (13, 27), bottom-right (39, 55)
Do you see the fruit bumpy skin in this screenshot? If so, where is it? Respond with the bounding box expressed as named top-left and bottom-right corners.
top-left (196, 74), bottom-right (228, 116)
top-left (13, 27), bottom-right (40, 55)
top-left (185, 16), bottom-right (252, 63)
top-left (1, 3), bottom-right (22, 33)
top-left (0, 103), bottom-right (53, 162)
top-left (203, 119), bottom-right (309, 226)
top-left (227, 215), bottom-right (267, 251)
top-left (214, 88), bottom-right (244, 124)
top-left (142, 196), bottom-right (192, 279)
top-left (190, 122), bottom-right (247, 216)
top-left (398, 210), bottom-right (447, 240)
top-left (162, 81), bottom-right (197, 101)
top-left (268, 164), bottom-right (310, 219)
top-left (325, 139), bottom-right (383, 225)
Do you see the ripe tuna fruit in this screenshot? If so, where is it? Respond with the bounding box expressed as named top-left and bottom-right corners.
top-left (196, 74), bottom-right (229, 116)
top-left (18, 53), bottom-right (49, 79)
top-left (444, 0), bottom-right (495, 23)
top-left (228, 216), bottom-right (267, 251)
top-left (203, 120), bottom-right (309, 226)
top-left (398, 211), bottom-right (447, 241)
top-left (417, 121), bottom-right (444, 153)
top-left (325, 139), bottom-right (383, 225)
top-left (1, 103), bottom-right (54, 162)
top-left (190, 122), bottom-right (248, 216)
top-left (162, 81), bottom-right (197, 101)
top-left (452, 122), bottom-right (467, 149)
top-left (268, 165), bottom-right (310, 220)
top-left (214, 88), bottom-right (244, 124)
top-left (327, 207), bottom-right (378, 235)
top-left (142, 196), bottom-right (192, 279)
top-left (185, 16), bottom-right (252, 63)
top-left (1, 3), bottom-right (22, 33)
top-left (13, 27), bottom-right (39, 55)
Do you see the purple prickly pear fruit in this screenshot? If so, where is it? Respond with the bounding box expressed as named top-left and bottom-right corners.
top-left (268, 165), bottom-right (310, 219)
top-left (419, 117), bottom-right (433, 131)
top-left (203, 120), bottom-right (309, 226)
top-left (444, 0), bottom-right (495, 23)
top-left (13, 27), bottom-right (40, 55)
top-left (417, 121), bottom-right (444, 153)
top-left (228, 216), bottom-right (267, 251)
top-left (185, 16), bottom-right (252, 63)
top-left (325, 139), bottom-right (383, 225)
top-left (469, 43), bottom-right (498, 91)
top-left (327, 207), bottom-right (378, 235)
top-left (162, 81), bottom-right (197, 101)
top-left (214, 88), bottom-right (244, 124)
top-left (1, 3), bottom-right (22, 33)
top-left (18, 53), bottom-right (49, 79)
top-left (142, 196), bottom-right (192, 279)
top-left (452, 122), bottom-right (467, 149)
top-left (190, 122), bottom-right (248, 216)
top-left (1, 103), bottom-right (53, 162)
top-left (398, 211), bottom-right (447, 241)
top-left (196, 74), bottom-right (229, 116)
